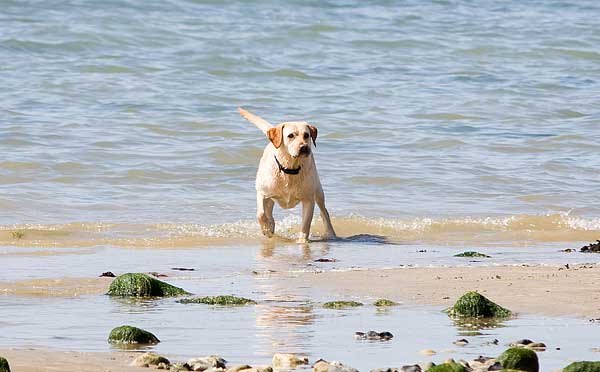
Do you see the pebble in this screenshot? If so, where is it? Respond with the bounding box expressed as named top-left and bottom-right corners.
top-left (131, 352), bottom-right (170, 368)
top-left (227, 365), bottom-right (252, 372)
top-left (354, 331), bottom-right (394, 340)
top-left (313, 360), bottom-right (358, 372)
top-left (453, 339), bottom-right (469, 346)
top-left (272, 353), bottom-right (308, 369)
top-left (187, 356), bottom-right (227, 371)
top-left (419, 349), bottom-right (436, 356)
top-left (99, 271), bottom-right (115, 277)
top-left (511, 339), bottom-right (533, 346)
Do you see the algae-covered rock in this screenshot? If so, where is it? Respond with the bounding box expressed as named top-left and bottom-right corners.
top-left (563, 361), bottom-right (600, 372)
top-left (0, 357), bottom-right (10, 372)
top-left (178, 295), bottom-right (256, 305)
top-left (323, 301), bottom-right (363, 309)
top-left (108, 325), bottom-right (160, 344)
top-left (130, 352), bottom-right (170, 367)
top-left (107, 273), bottom-right (189, 297)
top-left (454, 251), bottom-right (491, 258)
top-left (497, 347), bottom-right (539, 372)
top-left (373, 299), bottom-right (398, 307)
top-left (427, 362), bottom-right (467, 372)
top-left (446, 291), bottom-right (511, 318)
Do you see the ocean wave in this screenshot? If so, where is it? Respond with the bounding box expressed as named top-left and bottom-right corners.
top-left (0, 213), bottom-right (598, 249)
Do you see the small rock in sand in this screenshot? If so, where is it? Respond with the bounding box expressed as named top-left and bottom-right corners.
top-left (187, 356), bottom-right (227, 371)
top-left (354, 331), bottom-right (394, 340)
top-left (99, 271), bottom-right (116, 277)
top-left (419, 349), bottom-right (437, 356)
top-left (226, 365), bottom-right (252, 372)
top-left (313, 359), bottom-right (358, 372)
top-left (170, 363), bottom-right (192, 371)
top-left (272, 353), bottom-right (308, 369)
top-left (453, 339), bottom-right (468, 346)
top-left (130, 352), bottom-right (170, 368)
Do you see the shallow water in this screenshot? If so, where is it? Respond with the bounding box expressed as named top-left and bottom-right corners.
top-left (2, 1), bottom-right (600, 370)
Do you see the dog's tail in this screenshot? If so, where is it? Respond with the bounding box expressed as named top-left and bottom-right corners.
top-left (238, 107), bottom-right (273, 135)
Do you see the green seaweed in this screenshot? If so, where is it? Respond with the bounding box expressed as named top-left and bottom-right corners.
top-left (373, 299), bottom-right (398, 307)
top-left (454, 251), bottom-right (490, 258)
top-left (563, 362), bottom-right (600, 372)
top-left (427, 362), bottom-right (468, 372)
top-left (10, 231), bottom-right (24, 239)
top-left (108, 325), bottom-right (160, 344)
top-left (0, 357), bottom-right (10, 372)
top-left (497, 347), bottom-right (539, 372)
top-left (178, 295), bottom-right (256, 305)
top-left (106, 273), bottom-right (189, 297)
top-left (446, 291), bottom-right (511, 318)
top-left (323, 301), bottom-right (364, 309)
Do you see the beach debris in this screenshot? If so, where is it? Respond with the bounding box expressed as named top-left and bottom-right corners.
top-left (106, 273), bottom-right (189, 297)
top-left (497, 347), bottom-right (539, 372)
top-left (563, 361), bottom-right (600, 372)
top-left (187, 355), bottom-right (227, 371)
top-left (354, 331), bottom-right (394, 340)
top-left (130, 352), bottom-right (170, 367)
top-left (322, 301), bottom-right (363, 309)
top-left (99, 271), bottom-right (116, 277)
top-left (178, 295), bottom-right (256, 305)
top-left (314, 258), bottom-right (338, 263)
top-left (453, 251), bottom-right (491, 258)
top-left (313, 359), bottom-right (358, 372)
top-left (426, 362), bottom-right (467, 372)
top-left (272, 353), bottom-right (308, 369)
top-left (373, 299), bottom-right (398, 307)
top-left (453, 338), bottom-right (469, 346)
top-left (108, 325), bottom-right (160, 345)
top-left (0, 357), bottom-right (10, 372)
top-left (580, 240), bottom-right (600, 253)
top-left (446, 291), bottom-right (511, 318)
top-left (171, 267), bottom-right (196, 271)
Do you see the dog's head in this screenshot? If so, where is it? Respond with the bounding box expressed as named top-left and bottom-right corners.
top-left (268, 121), bottom-right (317, 158)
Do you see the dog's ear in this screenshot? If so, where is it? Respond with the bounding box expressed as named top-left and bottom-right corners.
top-left (308, 125), bottom-right (318, 146)
top-left (267, 124), bottom-right (284, 148)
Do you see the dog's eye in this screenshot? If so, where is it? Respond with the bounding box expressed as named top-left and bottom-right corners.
top-left (303, 133), bottom-right (309, 139)
top-left (287, 133), bottom-right (294, 139)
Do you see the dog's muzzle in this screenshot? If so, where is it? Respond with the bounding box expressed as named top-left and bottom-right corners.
top-left (299, 145), bottom-right (311, 156)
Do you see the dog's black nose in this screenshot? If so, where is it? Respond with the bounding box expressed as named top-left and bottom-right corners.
top-left (299, 145), bottom-right (310, 154)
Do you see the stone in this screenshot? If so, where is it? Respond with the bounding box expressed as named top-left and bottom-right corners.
top-left (446, 292), bottom-right (511, 318)
top-left (313, 360), bottom-right (358, 372)
top-left (107, 273), bottom-right (189, 297)
top-left (322, 301), bottom-right (363, 309)
top-left (170, 363), bottom-right (192, 371)
top-left (401, 366), bottom-right (422, 372)
top-left (158, 363), bottom-right (169, 370)
top-left (419, 349), bottom-right (437, 356)
top-left (0, 357), bottom-right (10, 372)
top-left (525, 342), bottom-right (546, 350)
top-left (563, 361), bottom-right (600, 372)
top-left (227, 365), bottom-right (252, 372)
top-left (497, 347), bottom-right (539, 372)
top-left (187, 356), bottom-right (227, 371)
top-left (454, 251), bottom-right (491, 258)
top-left (373, 299), bottom-right (398, 307)
top-left (272, 353), bottom-right (308, 369)
top-left (178, 295), bottom-right (256, 305)
top-left (580, 240), bottom-right (600, 253)
top-left (355, 331), bottom-right (394, 340)
top-left (426, 362), bottom-right (467, 372)
top-left (453, 339), bottom-right (469, 346)
top-left (511, 339), bottom-right (533, 346)
top-left (100, 271), bottom-right (116, 277)
top-left (108, 325), bottom-right (160, 344)
top-left (130, 352), bottom-right (170, 367)
top-left (418, 362), bottom-right (435, 371)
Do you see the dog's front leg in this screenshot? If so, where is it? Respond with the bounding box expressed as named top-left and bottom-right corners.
top-left (298, 199), bottom-right (315, 243)
top-left (257, 193), bottom-right (275, 237)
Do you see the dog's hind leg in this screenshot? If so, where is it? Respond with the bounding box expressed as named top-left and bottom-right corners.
top-left (316, 188), bottom-right (336, 239)
top-left (257, 194), bottom-right (275, 237)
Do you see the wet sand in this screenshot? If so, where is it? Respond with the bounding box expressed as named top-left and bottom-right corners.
top-left (0, 348), bottom-right (145, 372)
top-left (282, 263), bottom-right (600, 318)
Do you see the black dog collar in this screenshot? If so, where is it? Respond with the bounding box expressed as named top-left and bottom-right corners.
top-left (274, 156), bottom-right (301, 175)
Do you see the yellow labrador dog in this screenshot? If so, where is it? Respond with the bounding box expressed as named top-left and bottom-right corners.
top-left (238, 108), bottom-right (336, 243)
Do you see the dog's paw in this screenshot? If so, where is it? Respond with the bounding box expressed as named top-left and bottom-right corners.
top-left (296, 234), bottom-right (311, 244)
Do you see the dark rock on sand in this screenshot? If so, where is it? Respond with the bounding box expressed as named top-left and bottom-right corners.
top-left (178, 295), bottom-right (256, 305)
top-left (323, 301), bottom-right (363, 309)
top-left (580, 240), bottom-right (600, 253)
top-left (453, 338), bottom-right (468, 346)
top-left (563, 361), bottom-right (600, 372)
top-left (130, 352), bottom-right (170, 367)
top-left (354, 331), bottom-right (394, 340)
top-left (99, 271), bottom-right (116, 277)
top-left (108, 325), bottom-right (160, 344)
top-left (454, 251), bottom-right (491, 258)
top-left (373, 299), bottom-right (398, 307)
top-left (171, 267), bottom-right (196, 271)
top-left (314, 258), bottom-right (338, 262)
top-left (0, 357), bottom-right (10, 372)
top-left (446, 291), bottom-right (511, 318)
top-left (511, 339), bottom-right (533, 346)
top-left (426, 362), bottom-right (467, 372)
top-left (106, 273), bottom-right (189, 297)
top-left (371, 366), bottom-right (422, 372)
top-left (497, 347), bottom-right (539, 372)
